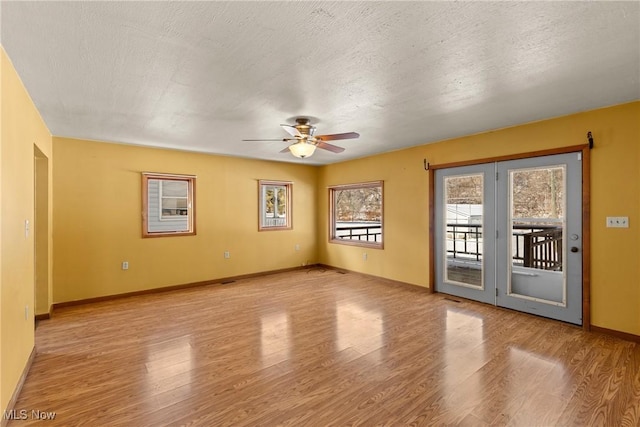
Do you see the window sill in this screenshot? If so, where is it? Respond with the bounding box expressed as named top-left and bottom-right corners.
top-left (329, 238), bottom-right (383, 249)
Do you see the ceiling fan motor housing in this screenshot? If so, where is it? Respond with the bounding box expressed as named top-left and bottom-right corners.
top-left (295, 118), bottom-right (316, 136)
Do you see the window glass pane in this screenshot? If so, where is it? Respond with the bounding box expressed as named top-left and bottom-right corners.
top-left (259, 181), bottom-right (292, 230)
top-left (265, 188), bottom-right (275, 216)
top-left (509, 166), bottom-right (565, 304)
top-left (160, 180), bottom-right (188, 219)
top-left (162, 198), bottom-right (188, 210)
top-left (161, 198), bottom-right (188, 217)
top-left (161, 180), bottom-right (188, 197)
top-left (276, 187), bottom-right (286, 216)
top-left (332, 184), bottom-right (383, 246)
top-left (444, 174), bottom-right (483, 288)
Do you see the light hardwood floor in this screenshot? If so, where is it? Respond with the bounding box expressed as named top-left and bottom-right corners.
top-left (9, 268), bottom-right (640, 426)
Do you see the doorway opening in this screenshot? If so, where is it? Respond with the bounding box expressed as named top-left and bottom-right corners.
top-left (34, 146), bottom-right (50, 322)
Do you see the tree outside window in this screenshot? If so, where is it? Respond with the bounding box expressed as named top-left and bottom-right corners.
top-left (259, 180), bottom-right (292, 231)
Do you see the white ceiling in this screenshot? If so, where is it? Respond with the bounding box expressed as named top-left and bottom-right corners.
top-left (2, 1), bottom-right (639, 165)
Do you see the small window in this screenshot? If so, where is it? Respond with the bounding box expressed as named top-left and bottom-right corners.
top-left (259, 180), bottom-right (292, 231)
top-left (329, 181), bottom-right (383, 248)
top-left (142, 173), bottom-right (195, 237)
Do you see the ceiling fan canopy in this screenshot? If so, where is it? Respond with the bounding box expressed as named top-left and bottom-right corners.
top-left (243, 117), bottom-right (359, 159)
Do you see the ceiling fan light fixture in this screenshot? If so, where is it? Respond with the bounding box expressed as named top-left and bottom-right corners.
top-left (289, 142), bottom-right (317, 158)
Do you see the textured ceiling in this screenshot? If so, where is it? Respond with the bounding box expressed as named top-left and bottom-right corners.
top-left (2, 1), bottom-right (639, 165)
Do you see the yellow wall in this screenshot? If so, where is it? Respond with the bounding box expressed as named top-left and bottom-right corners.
top-left (52, 138), bottom-right (318, 303)
top-left (318, 102), bottom-right (640, 336)
top-left (0, 48), bottom-right (53, 414)
top-left (0, 47), bottom-right (3, 417)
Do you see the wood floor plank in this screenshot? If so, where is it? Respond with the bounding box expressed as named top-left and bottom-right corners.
top-left (7, 269), bottom-right (639, 426)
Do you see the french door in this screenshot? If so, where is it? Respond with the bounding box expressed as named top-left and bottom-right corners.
top-left (434, 163), bottom-right (496, 304)
top-left (434, 153), bottom-right (583, 325)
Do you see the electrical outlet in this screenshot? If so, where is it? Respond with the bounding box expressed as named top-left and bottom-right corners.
top-left (224, 251), bottom-right (230, 259)
top-left (363, 252), bottom-right (368, 261)
top-left (295, 244), bottom-right (300, 251)
top-left (606, 217), bottom-right (629, 228)
top-left (122, 261), bottom-right (129, 270)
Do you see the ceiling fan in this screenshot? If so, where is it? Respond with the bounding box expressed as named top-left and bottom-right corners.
top-left (243, 118), bottom-right (359, 158)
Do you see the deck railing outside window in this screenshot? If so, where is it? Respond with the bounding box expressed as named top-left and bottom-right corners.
top-left (335, 222), bottom-right (562, 271)
top-left (335, 223), bottom-right (382, 243)
top-left (445, 223), bottom-right (563, 271)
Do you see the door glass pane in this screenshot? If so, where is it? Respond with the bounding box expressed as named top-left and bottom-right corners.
top-left (509, 166), bottom-right (565, 304)
top-left (444, 174), bottom-right (483, 288)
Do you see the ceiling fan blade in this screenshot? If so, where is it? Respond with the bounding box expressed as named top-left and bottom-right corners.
top-left (315, 132), bottom-right (360, 141)
top-left (316, 141), bottom-right (345, 153)
top-left (242, 138), bottom-right (289, 142)
top-left (280, 146), bottom-right (292, 153)
top-left (280, 124), bottom-right (302, 137)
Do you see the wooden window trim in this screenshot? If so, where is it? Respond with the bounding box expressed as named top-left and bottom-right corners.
top-left (329, 181), bottom-right (384, 249)
top-left (142, 172), bottom-right (196, 238)
top-left (258, 180), bottom-right (293, 231)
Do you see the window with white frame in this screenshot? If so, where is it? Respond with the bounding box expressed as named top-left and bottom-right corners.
top-left (329, 181), bottom-right (383, 248)
top-left (159, 180), bottom-right (189, 220)
top-left (142, 173), bottom-right (195, 237)
top-left (259, 180), bottom-right (292, 231)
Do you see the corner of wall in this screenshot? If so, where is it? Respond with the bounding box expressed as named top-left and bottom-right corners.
top-left (1, 46), bottom-right (53, 414)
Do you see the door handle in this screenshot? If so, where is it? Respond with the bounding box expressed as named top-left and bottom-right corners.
top-left (570, 246), bottom-right (579, 253)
